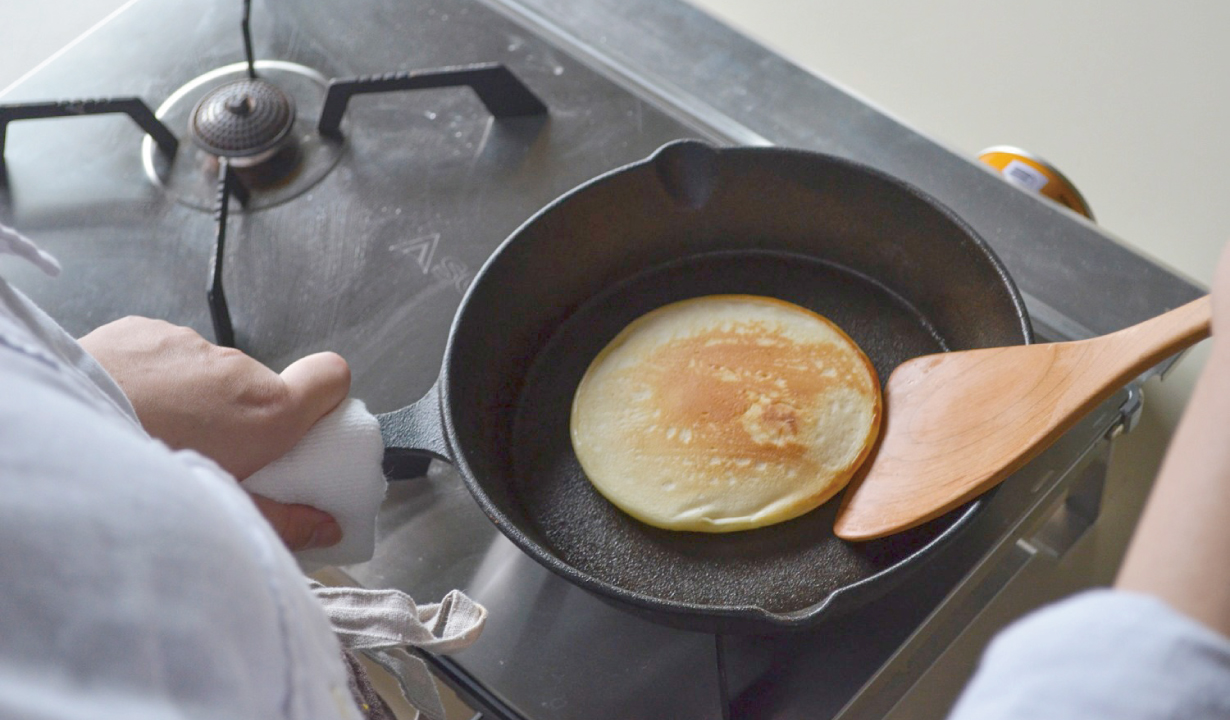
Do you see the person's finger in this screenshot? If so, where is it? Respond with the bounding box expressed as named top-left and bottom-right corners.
top-left (248, 494), bottom-right (343, 551)
top-left (279, 352), bottom-right (351, 431)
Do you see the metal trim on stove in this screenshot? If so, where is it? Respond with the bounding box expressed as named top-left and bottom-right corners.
top-left (831, 408), bottom-right (1126, 719)
top-left (425, 654), bottom-right (528, 720)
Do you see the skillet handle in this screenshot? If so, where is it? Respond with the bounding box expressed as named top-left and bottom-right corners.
top-left (377, 380), bottom-right (453, 480)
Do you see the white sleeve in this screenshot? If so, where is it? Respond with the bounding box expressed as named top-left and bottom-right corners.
top-left (0, 275), bottom-right (361, 720)
top-left (949, 589), bottom-right (1230, 720)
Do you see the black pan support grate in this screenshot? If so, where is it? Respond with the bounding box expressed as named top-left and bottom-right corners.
top-left (0, 98), bottom-right (178, 163)
top-left (210, 158), bottom-right (248, 349)
top-left (317, 64), bottom-right (547, 139)
top-left (203, 61), bottom-right (546, 348)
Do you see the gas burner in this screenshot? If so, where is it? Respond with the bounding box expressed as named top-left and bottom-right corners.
top-left (190, 78), bottom-right (296, 165)
top-left (142, 61), bottom-right (343, 210)
top-left (0, 0), bottom-right (546, 351)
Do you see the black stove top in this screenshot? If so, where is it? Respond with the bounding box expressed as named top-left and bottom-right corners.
top-left (0, 0), bottom-right (706, 408)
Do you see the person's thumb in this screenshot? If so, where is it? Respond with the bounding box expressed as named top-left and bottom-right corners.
top-left (248, 493), bottom-right (343, 551)
top-left (279, 352), bottom-right (351, 434)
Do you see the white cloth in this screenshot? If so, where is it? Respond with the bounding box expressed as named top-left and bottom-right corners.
top-left (310, 582), bottom-right (487, 720)
top-left (244, 398), bottom-right (389, 570)
top-left (949, 589), bottom-right (1230, 719)
top-left (0, 225), bottom-right (363, 719)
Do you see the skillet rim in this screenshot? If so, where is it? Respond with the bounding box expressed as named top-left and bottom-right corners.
top-left (436, 139), bottom-right (1034, 630)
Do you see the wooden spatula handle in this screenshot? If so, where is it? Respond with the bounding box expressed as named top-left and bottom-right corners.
top-left (1093, 296), bottom-right (1211, 392)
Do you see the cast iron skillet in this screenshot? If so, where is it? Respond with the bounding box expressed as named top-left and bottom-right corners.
top-left (380, 140), bottom-right (1032, 633)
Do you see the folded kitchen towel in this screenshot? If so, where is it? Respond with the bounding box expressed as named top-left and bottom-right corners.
top-left (243, 398), bottom-right (388, 570)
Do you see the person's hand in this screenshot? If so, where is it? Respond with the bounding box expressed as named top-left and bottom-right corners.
top-left (79, 316), bottom-right (350, 551)
top-left (1212, 239), bottom-right (1230, 346)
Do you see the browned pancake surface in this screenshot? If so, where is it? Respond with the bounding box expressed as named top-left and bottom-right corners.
top-left (570, 295), bottom-right (881, 532)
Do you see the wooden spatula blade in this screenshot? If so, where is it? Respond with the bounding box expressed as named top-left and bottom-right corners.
top-left (833, 296), bottom-right (1212, 542)
top-left (833, 345), bottom-right (1077, 540)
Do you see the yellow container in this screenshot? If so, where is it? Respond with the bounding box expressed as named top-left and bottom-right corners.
top-left (977, 146), bottom-right (1094, 220)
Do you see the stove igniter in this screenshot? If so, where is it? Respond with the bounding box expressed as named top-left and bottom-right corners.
top-left (189, 78), bottom-right (296, 167)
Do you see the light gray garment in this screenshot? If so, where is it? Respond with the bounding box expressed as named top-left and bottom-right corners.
top-left (0, 228), bottom-right (362, 719)
top-left (949, 589), bottom-right (1230, 719)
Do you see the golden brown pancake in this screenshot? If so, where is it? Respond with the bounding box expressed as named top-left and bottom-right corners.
top-left (570, 295), bottom-right (881, 532)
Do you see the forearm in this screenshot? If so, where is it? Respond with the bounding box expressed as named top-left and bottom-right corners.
top-left (1116, 340), bottom-right (1230, 636)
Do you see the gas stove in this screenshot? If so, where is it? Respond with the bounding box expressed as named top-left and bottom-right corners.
top-left (0, 0), bottom-right (1204, 718)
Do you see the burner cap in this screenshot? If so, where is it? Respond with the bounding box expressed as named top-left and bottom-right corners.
top-left (189, 78), bottom-right (296, 158)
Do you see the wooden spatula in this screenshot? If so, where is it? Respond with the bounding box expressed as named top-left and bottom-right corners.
top-left (833, 295), bottom-right (1212, 541)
